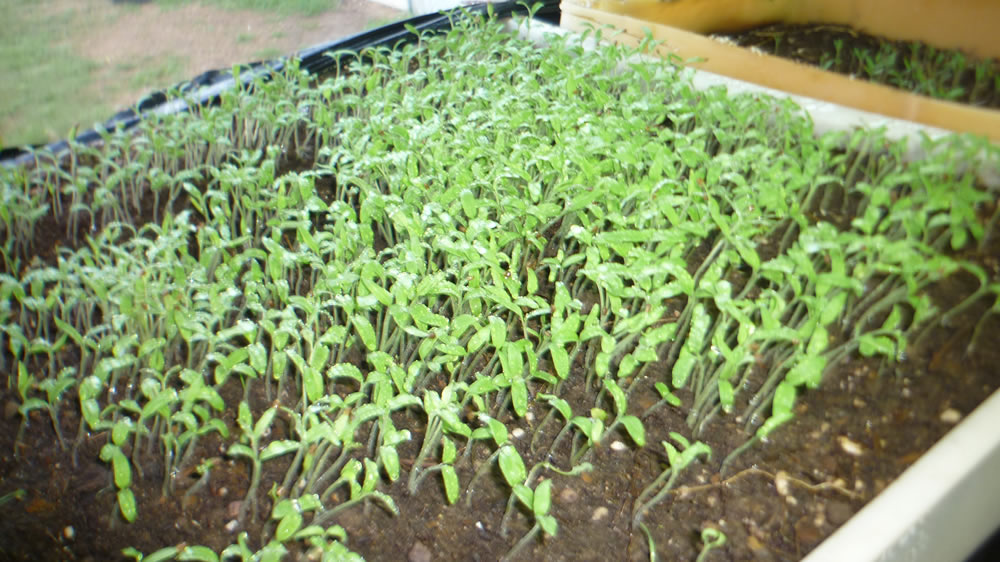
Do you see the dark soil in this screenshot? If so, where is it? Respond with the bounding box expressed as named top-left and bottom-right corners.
top-left (2, 122), bottom-right (1000, 562)
top-left (712, 23), bottom-right (1000, 109)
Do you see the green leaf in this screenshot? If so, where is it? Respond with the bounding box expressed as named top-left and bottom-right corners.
top-left (141, 546), bottom-right (180, 562)
top-left (511, 378), bottom-right (528, 417)
top-left (718, 380), bottom-right (735, 412)
top-left (512, 483), bottom-right (533, 509)
top-left (756, 411), bottom-right (794, 439)
top-left (140, 388), bottom-right (178, 421)
top-left (100, 444), bottom-right (132, 489)
top-left (489, 316), bottom-right (506, 349)
top-left (442, 437), bottom-right (457, 464)
top-left (671, 351), bottom-right (697, 388)
top-left (351, 315), bottom-right (377, 351)
top-left (227, 443), bottom-right (255, 460)
top-left (411, 302), bottom-right (448, 328)
top-left (654, 382), bottom-right (682, 407)
top-left (498, 445), bottom-right (526, 487)
top-left (380, 445), bottom-right (400, 482)
top-left (772, 381), bottom-right (797, 416)
top-left (617, 354), bottom-right (639, 378)
top-left (275, 511), bottom-right (303, 542)
top-left (300, 364), bottom-right (322, 403)
top-left (177, 545), bottom-right (220, 562)
top-left (550, 344), bottom-right (569, 380)
top-left (620, 415), bottom-right (646, 447)
top-left (441, 464), bottom-right (459, 504)
top-left (602, 377), bottom-right (627, 416)
top-left (467, 325), bottom-right (490, 353)
top-left (261, 440), bottom-right (300, 461)
top-left (254, 407), bottom-right (278, 439)
top-left (538, 513), bottom-right (559, 537)
top-left (785, 354), bottom-right (827, 388)
top-left (820, 291), bottom-right (848, 326)
top-left (533, 479), bottom-right (552, 516)
top-left (487, 417), bottom-right (508, 446)
top-left (117, 488), bottom-right (137, 523)
top-left (237, 401), bottom-right (252, 434)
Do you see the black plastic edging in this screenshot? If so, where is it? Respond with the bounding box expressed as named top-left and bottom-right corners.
top-left (0, 0), bottom-right (561, 167)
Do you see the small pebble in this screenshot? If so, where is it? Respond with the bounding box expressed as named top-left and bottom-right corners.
top-left (511, 428), bottom-right (525, 439)
top-left (3, 400), bottom-right (18, 420)
top-left (609, 440), bottom-right (627, 452)
top-left (591, 506), bottom-right (609, 521)
top-left (63, 526), bottom-right (75, 540)
top-left (558, 487), bottom-right (579, 504)
top-left (773, 471), bottom-right (791, 497)
top-left (224, 519), bottom-right (240, 533)
top-left (940, 408), bottom-right (962, 424)
top-left (408, 540), bottom-right (431, 562)
top-left (825, 500), bottom-right (853, 525)
top-left (837, 436), bottom-right (864, 456)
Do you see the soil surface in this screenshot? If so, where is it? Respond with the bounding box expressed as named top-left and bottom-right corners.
top-left (712, 23), bottom-right (1000, 109)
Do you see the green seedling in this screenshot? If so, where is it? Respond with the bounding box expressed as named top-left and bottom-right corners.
top-left (2, 10), bottom-right (997, 560)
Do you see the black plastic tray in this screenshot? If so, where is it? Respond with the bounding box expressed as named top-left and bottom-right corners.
top-left (0, 0), bottom-right (560, 166)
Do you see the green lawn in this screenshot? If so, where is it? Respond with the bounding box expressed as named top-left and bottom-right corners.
top-left (0, 0), bottom-right (343, 149)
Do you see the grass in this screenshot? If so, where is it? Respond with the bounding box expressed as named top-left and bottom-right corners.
top-left (0, 0), bottom-right (348, 148)
top-left (2, 9), bottom-right (998, 560)
top-left (155, 0), bottom-right (342, 16)
top-left (0, 1), bottom-right (110, 148)
top-left (365, 14), bottom-right (410, 30)
top-left (121, 54), bottom-right (190, 90)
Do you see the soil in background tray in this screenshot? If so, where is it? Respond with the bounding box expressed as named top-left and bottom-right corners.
top-left (712, 23), bottom-right (1000, 110)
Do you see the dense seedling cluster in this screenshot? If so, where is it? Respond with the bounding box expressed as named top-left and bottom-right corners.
top-left (2, 11), bottom-right (999, 560)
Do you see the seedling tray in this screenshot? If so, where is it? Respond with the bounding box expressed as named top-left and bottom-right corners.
top-left (559, 0), bottom-right (1000, 142)
top-left (1, 5), bottom-right (998, 561)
